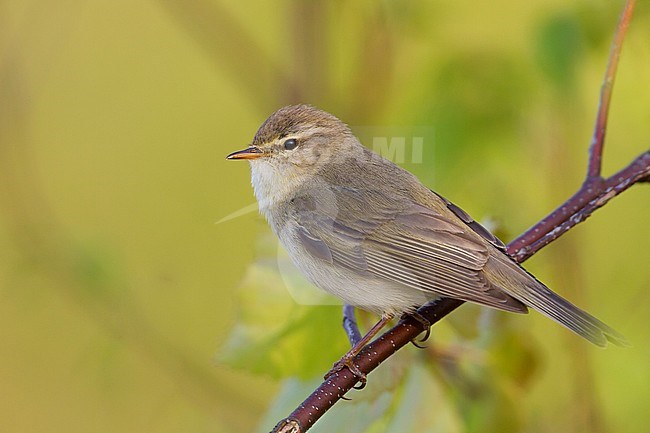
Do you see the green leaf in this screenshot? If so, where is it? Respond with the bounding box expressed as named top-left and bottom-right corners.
top-left (217, 258), bottom-right (350, 379)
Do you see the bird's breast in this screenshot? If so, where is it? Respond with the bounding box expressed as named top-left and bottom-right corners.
top-left (273, 216), bottom-right (432, 315)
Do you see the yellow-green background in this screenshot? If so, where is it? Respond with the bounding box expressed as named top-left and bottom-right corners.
top-left (1, 1), bottom-right (648, 432)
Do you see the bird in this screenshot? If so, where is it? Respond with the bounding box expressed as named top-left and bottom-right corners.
top-left (226, 104), bottom-right (626, 374)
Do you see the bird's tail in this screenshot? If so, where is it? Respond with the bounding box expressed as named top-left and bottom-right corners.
top-left (485, 254), bottom-right (628, 347)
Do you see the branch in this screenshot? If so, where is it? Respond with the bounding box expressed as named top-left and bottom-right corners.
top-left (272, 2), bottom-right (644, 431)
top-left (511, 150), bottom-right (649, 262)
top-left (587, 0), bottom-right (637, 179)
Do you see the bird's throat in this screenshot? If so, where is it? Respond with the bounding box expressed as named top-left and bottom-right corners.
top-left (250, 160), bottom-right (302, 218)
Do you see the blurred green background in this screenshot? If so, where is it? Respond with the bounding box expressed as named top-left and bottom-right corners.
top-left (1, 1), bottom-right (648, 432)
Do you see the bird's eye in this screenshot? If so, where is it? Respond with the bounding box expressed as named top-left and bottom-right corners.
top-left (283, 138), bottom-right (297, 150)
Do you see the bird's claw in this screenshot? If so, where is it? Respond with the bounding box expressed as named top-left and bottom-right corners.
top-left (410, 339), bottom-right (427, 349)
top-left (324, 356), bottom-right (367, 390)
top-left (406, 311), bottom-right (432, 348)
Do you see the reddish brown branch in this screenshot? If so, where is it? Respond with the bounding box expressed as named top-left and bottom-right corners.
top-left (588, 0), bottom-right (636, 179)
top-left (271, 2), bottom-right (645, 432)
top-left (273, 299), bottom-right (464, 433)
top-left (512, 150), bottom-right (649, 262)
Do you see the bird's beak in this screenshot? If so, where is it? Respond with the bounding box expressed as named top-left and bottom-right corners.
top-left (226, 146), bottom-right (263, 160)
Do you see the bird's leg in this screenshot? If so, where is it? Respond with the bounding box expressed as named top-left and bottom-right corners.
top-left (404, 311), bottom-right (432, 348)
top-left (324, 314), bottom-right (393, 389)
top-left (342, 304), bottom-right (363, 347)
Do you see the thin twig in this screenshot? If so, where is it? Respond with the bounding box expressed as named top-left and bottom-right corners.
top-left (588, 0), bottom-right (636, 179)
top-left (273, 299), bottom-right (464, 433)
top-left (513, 150), bottom-right (649, 262)
top-left (513, 0), bottom-right (638, 254)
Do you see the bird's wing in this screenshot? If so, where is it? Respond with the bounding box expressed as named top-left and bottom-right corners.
top-left (293, 185), bottom-right (527, 313)
top-left (293, 183), bottom-right (628, 346)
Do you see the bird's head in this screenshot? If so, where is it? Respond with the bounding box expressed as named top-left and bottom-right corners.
top-left (227, 105), bottom-right (362, 207)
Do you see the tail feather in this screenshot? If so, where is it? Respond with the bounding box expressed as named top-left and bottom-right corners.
top-left (485, 254), bottom-right (628, 347)
top-left (522, 280), bottom-right (628, 347)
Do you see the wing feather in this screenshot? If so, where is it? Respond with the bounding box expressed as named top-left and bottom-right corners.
top-left (293, 186), bottom-right (527, 313)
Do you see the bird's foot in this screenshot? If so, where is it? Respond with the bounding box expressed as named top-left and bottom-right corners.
top-left (405, 311), bottom-right (432, 348)
top-left (324, 355), bottom-right (367, 390)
